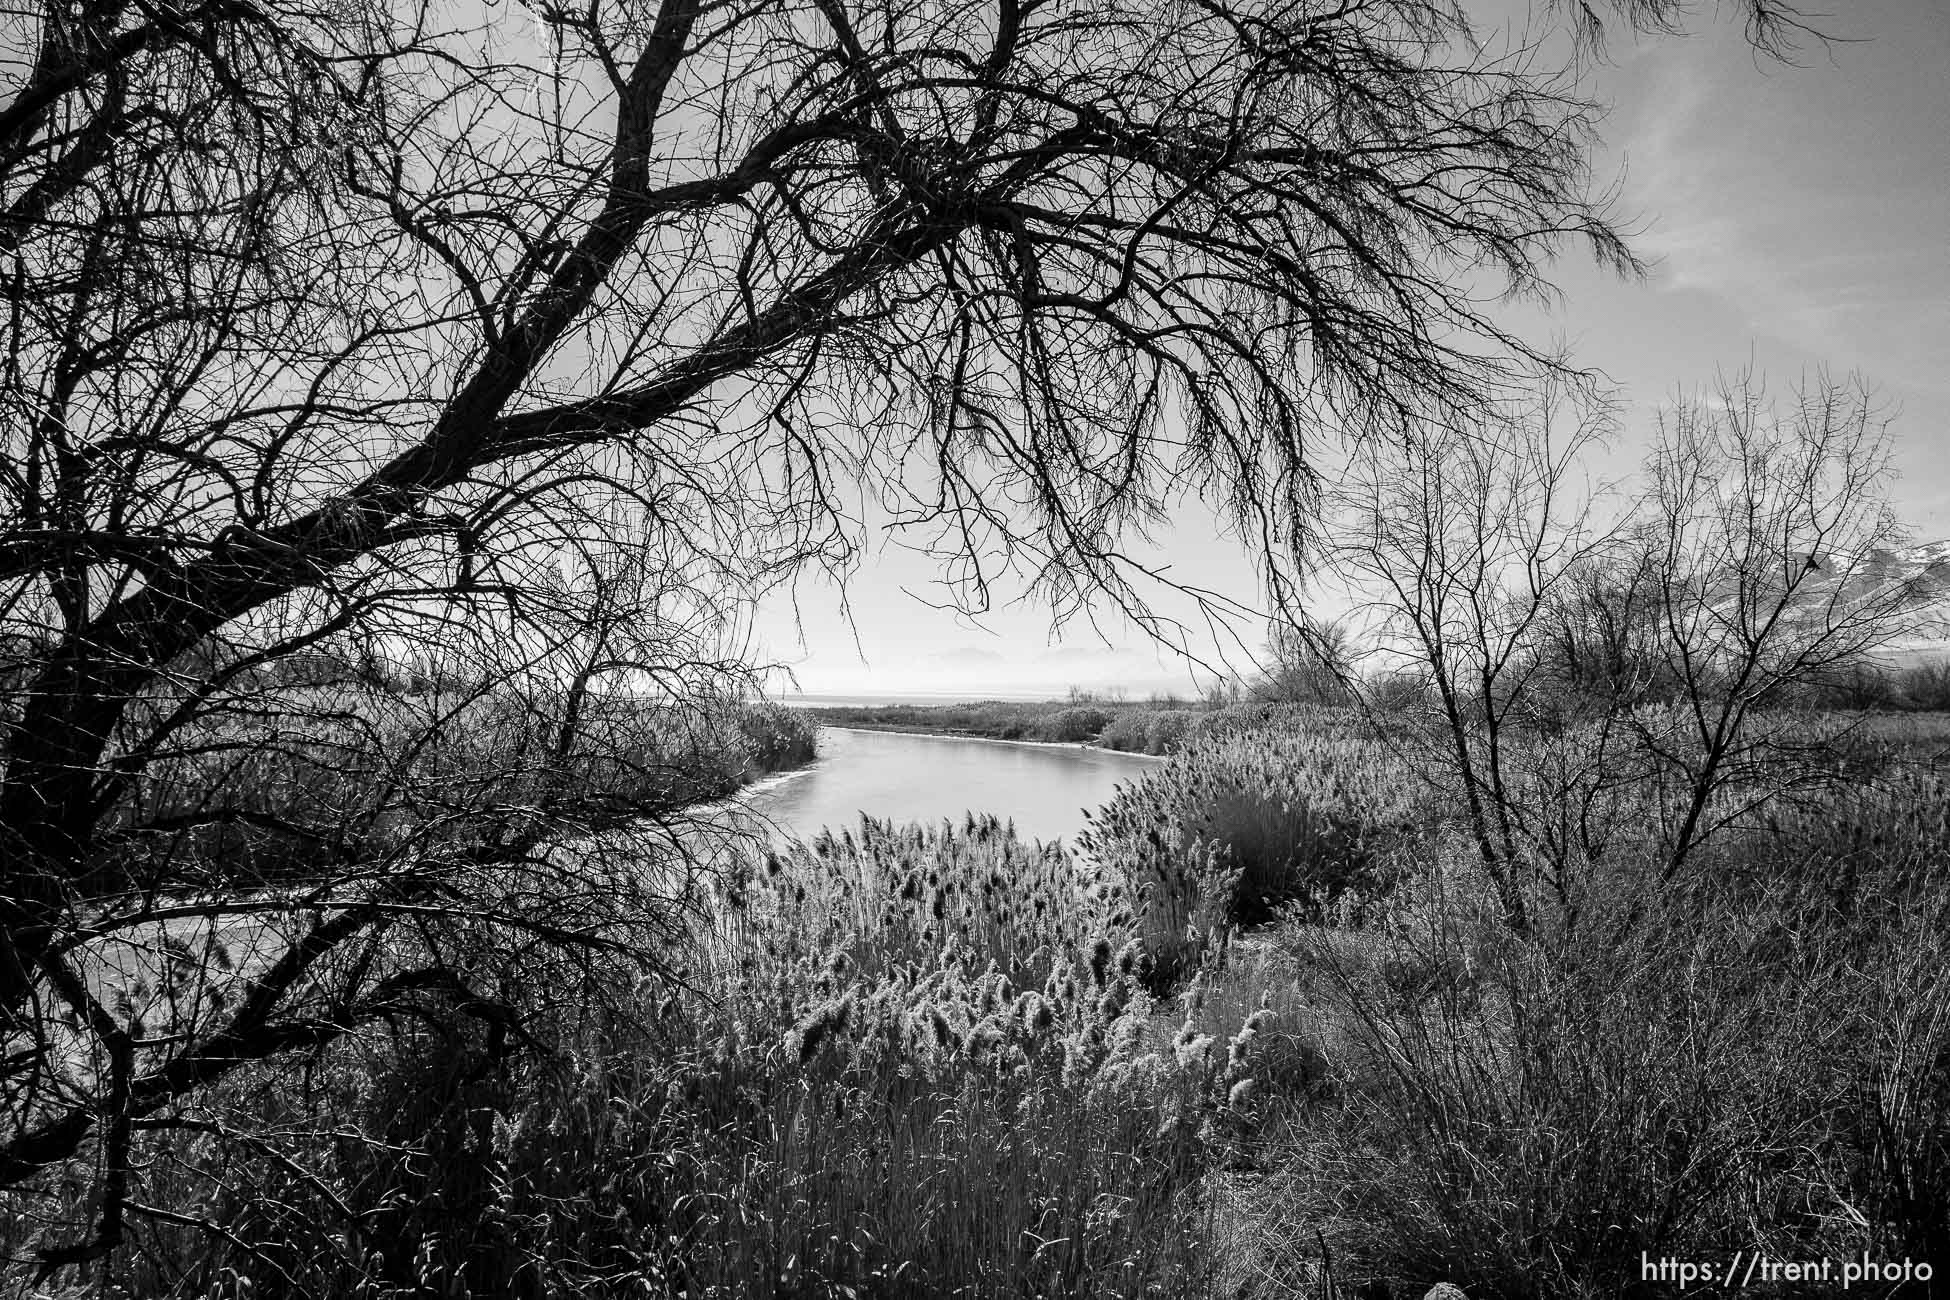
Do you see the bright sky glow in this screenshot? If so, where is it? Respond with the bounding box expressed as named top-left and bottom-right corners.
top-left (752, 0), bottom-right (1950, 701)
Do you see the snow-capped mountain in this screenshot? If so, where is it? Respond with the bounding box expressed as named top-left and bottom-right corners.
top-left (1813, 540), bottom-right (1950, 664)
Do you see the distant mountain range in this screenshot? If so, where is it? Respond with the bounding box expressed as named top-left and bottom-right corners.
top-left (1812, 540), bottom-right (1950, 665)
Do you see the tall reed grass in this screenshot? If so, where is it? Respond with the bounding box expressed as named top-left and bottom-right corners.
top-left (25, 815), bottom-right (1278, 1299)
top-left (1080, 712), bottom-right (1432, 990)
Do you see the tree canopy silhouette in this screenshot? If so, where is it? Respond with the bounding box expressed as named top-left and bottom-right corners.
top-left (0, 0), bottom-right (1831, 1267)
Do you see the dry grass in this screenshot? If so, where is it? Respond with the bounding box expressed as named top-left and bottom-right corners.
top-left (16, 706), bottom-right (1950, 1299)
top-left (19, 815), bottom-right (1283, 1299)
top-left (1079, 712), bottom-right (1432, 974)
top-left (1235, 778), bottom-right (1950, 1298)
top-left (106, 690), bottom-right (816, 888)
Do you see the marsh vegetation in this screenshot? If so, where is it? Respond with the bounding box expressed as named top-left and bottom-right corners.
top-left (795, 696), bottom-right (1211, 754)
top-left (1, 0), bottom-right (1936, 1291)
top-left (13, 698), bottom-right (1950, 1297)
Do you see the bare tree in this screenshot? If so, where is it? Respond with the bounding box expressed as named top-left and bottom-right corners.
top-left (1634, 369), bottom-right (1914, 879)
top-left (0, 0), bottom-right (1845, 1274)
top-left (1329, 369), bottom-right (1914, 933)
top-left (1529, 548), bottom-right (1676, 713)
top-left (1330, 376), bottom-right (1620, 929)
top-left (1256, 611), bottom-right (1358, 704)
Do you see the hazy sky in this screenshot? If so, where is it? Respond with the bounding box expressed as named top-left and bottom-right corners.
top-left (752, 0), bottom-right (1949, 700)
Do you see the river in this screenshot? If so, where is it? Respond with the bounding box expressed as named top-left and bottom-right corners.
top-left (734, 725), bottom-right (1165, 846)
top-left (63, 724), bottom-right (1161, 1061)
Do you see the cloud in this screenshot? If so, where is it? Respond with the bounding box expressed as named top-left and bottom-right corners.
top-left (1620, 31), bottom-right (1950, 397)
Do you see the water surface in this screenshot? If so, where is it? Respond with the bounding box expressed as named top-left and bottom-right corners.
top-left (737, 726), bottom-right (1163, 845)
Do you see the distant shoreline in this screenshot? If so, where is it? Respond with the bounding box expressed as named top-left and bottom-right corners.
top-left (780, 693), bottom-right (1077, 709)
top-left (817, 723), bottom-right (1168, 757)
top-left (789, 696), bottom-right (1207, 755)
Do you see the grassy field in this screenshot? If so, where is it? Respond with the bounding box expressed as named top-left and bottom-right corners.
top-left (10, 701), bottom-right (1950, 1297)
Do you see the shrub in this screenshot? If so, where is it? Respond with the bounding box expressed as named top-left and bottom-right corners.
top-left (1794, 660), bottom-right (1902, 711)
top-left (1081, 710), bottom-right (1430, 964)
top-left (1038, 705), bottom-right (1115, 742)
top-left (1361, 670), bottom-right (1430, 714)
top-left (737, 700), bottom-right (820, 771)
top-left (1143, 709), bottom-right (1195, 755)
top-left (1897, 660), bottom-right (1950, 712)
top-left (1249, 773), bottom-right (1950, 1298)
top-left (1096, 709), bottom-right (1152, 752)
top-left (970, 702), bottom-right (1034, 738)
top-left (1095, 709), bottom-right (1195, 755)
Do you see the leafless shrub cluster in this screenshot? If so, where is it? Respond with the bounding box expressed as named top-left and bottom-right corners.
top-left (1327, 370), bottom-right (1914, 929)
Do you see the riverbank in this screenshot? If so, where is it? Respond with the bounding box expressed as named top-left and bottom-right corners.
top-left (795, 695), bottom-right (1213, 754)
top-left (814, 722), bottom-right (1170, 755)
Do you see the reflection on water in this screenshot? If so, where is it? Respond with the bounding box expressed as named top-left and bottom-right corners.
top-left (733, 726), bottom-right (1163, 846)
